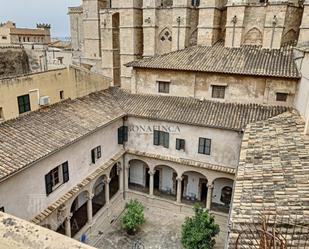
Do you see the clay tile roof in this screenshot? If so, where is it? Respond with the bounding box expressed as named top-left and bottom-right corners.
top-left (0, 88), bottom-right (288, 182)
top-left (108, 87), bottom-right (289, 131)
top-left (0, 91), bottom-right (125, 182)
top-left (126, 41), bottom-right (300, 79)
top-left (229, 111), bottom-right (309, 247)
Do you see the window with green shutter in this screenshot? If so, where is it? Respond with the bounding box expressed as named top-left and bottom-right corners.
top-left (17, 94), bottom-right (31, 114)
top-left (45, 162), bottom-right (69, 196)
top-left (91, 146), bottom-right (102, 164)
top-left (198, 137), bottom-right (211, 155)
top-left (153, 130), bottom-right (169, 148)
top-left (176, 138), bottom-right (185, 150)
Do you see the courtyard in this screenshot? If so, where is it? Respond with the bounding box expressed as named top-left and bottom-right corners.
top-left (90, 205), bottom-right (228, 249)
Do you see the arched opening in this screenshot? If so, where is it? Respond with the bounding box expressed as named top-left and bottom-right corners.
top-left (189, 29), bottom-right (198, 47)
top-left (109, 163), bottom-right (120, 200)
top-left (243, 27), bottom-right (263, 46)
top-left (211, 178), bottom-right (234, 214)
top-left (282, 29), bottom-right (297, 46)
top-left (153, 165), bottom-right (177, 201)
top-left (70, 191), bottom-right (89, 237)
top-left (181, 171), bottom-right (208, 208)
top-left (158, 28), bottom-right (172, 55)
top-left (128, 159), bottom-right (150, 194)
top-left (92, 175), bottom-right (106, 217)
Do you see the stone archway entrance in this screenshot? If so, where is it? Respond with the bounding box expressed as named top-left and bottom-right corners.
top-left (109, 164), bottom-right (120, 200)
top-left (92, 175), bottom-right (106, 217)
top-left (70, 191), bottom-right (88, 237)
top-left (128, 159), bottom-right (150, 194)
top-left (153, 165), bottom-right (177, 201)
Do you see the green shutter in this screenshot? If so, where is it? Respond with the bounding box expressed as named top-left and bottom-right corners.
top-left (163, 132), bottom-right (169, 148)
top-left (62, 162), bottom-right (69, 183)
top-left (118, 127), bottom-right (123, 144)
top-left (91, 149), bottom-right (96, 164)
top-left (198, 138), bottom-right (205, 154)
top-left (206, 139), bottom-right (211, 155)
top-left (181, 139), bottom-right (185, 150)
top-left (45, 172), bottom-right (53, 195)
top-left (176, 139), bottom-right (180, 150)
top-left (154, 130), bottom-right (160, 145)
top-left (123, 126), bottom-right (128, 142)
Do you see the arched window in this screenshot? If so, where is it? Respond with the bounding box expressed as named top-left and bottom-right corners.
top-left (244, 27), bottom-right (263, 45)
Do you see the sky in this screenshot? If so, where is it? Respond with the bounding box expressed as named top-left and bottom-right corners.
top-left (0, 0), bottom-right (82, 38)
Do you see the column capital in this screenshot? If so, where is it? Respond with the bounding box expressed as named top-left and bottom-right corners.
top-left (104, 177), bottom-right (111, 184)
top-left (148, 169), bottom-right (156, 176)
top-left (86, 193), bottom-right (94, 201)
top-left (66, 213), bottom-right (73, 221)
top-left (207, 184), bottom-right (214, 189)
top-left (176, 176), bottom-right (183, 182)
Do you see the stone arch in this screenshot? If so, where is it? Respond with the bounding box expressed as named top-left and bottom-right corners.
top-left (109, 163), bottom-right (120, 199)
top-left (282, 29), bottom-right (297, 46)
top-left (128, 159), bottom-right (150, 192)
top-left (91, 175), bottom-right (106, 217)
top-left (181, 171), bottom-right (208, 206)
top-left (243, 27), bottom-right (263, 45)
top-left (189, 29), bottom-right (198, 47)
top-left (69, 190), bottom-right (89, 237)
top-left (211, 177), bottom-right (234, 213)
top-left (158, 27), bottom-right (172, 55)
top-left (153, 164), bottom-right (178, 200)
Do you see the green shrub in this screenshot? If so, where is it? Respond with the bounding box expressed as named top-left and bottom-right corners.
top-left (181, 204), bottom-right (220, 249)
top-left (121, 199), bottom-right (145, 235)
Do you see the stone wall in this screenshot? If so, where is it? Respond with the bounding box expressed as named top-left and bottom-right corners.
top-left (0, 47), bottom-right (30, 78)
top-left (132, 68), bottom-right (298, 106)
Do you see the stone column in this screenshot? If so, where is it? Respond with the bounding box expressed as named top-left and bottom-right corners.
top-left (149, 169), bottom-right (155, 196)
top-left (86, 193), bottom-right (94, 224)
top-left (206, 184), bottom-right (214, 210)
top-left (176, 177), bottom-right (183, 203)
top-left (124, 165), bottom-right (129, 191)
top-left (105, 177), bottom-right (111, 205)
top-left (65, 214), bottom-right (72, 238)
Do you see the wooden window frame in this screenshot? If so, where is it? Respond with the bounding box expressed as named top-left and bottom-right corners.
top-left (158, 81), bottom-right (170, 94)
top-left (176, 138), bottom-right (185, 151)
top-left (91, 146), bottom-right (102, 164)
top-left (118, 126), bottom-right (128, 144)
top-left (198, 137), bottom-right (211, 155)
top-left (45, 162), bottom-right (69, 195)
top-left (154, 130), bottom-right (169, 148)
top-left (276, 92), bottom-right (288, 102)
top-left (212, 85), bottom-right (226, 99)
top-left (17, 94), bottom-right (31, 114)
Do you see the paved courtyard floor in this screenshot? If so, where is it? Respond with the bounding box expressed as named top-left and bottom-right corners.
top-left (91, 206), bottom-right (228, 249)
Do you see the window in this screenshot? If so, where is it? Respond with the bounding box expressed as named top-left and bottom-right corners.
top-left (198, 138), bottom-right (211, 155)
top-left (276, 92), bottom-right (288, 102)
top-left (212, 85), bottom-right (226, 99)
top-left (27, 37), bottom-right (30, 42)
top-left (158, 81), bottom-right (170, 94)
top-left (118, 126), bottom-right (128, 144)
top-left (17, 94), bottom-right (31, 114)
top-left (2, 36), bottom-right (7, 40)
top-left (91, 146), bottom-right (102, 164)
top-left (45, 162), bottom-right (69, 195)
top-left (23, 37), bottom-right (25, 42)
top-left (0, 107), bottom-right (3, 120)
top-left (60, 90), bottom-right (64, 100)
top-left (176, 138), bottom-right (185, 151)
top-left (192, 0), bottom-right (200, 6)
top-left (154, 130), bottom-right (169, 148)
top-left (0, 207), bottom-right (4, 212)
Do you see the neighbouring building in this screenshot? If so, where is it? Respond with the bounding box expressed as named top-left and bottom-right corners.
top-left (0, 66), bottom-right (111, 122)
top-left (0, 21), bottom-right (51, 46)
top-left (68, 0), bottom-right (304, 89)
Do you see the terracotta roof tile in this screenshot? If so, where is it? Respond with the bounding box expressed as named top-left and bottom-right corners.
top-left (126, 42), bottom-right (300, 78)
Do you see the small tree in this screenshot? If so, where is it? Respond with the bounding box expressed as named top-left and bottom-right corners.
top-left (181, 204), bottom-right (220, 249)
top-left (121, 199), bottom-right (145, 235)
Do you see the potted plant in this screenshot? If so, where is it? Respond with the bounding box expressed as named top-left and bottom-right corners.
top-left (121, 199), bottom-right (145, 235)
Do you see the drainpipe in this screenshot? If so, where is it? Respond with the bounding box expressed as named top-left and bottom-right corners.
top-left (177, 16), bottom-right (181, 51)
top-left (231, 15), bottom-right (237, 48)
top-left (270, 15), bottom-right (277, 49)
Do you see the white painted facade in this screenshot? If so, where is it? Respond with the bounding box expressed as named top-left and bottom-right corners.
top-left (0, 118), bottom-right (123, 220)
top-left (125, 117), bottom-right (242, 168)
top-left (129, 160), bottom-right (146, 186)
